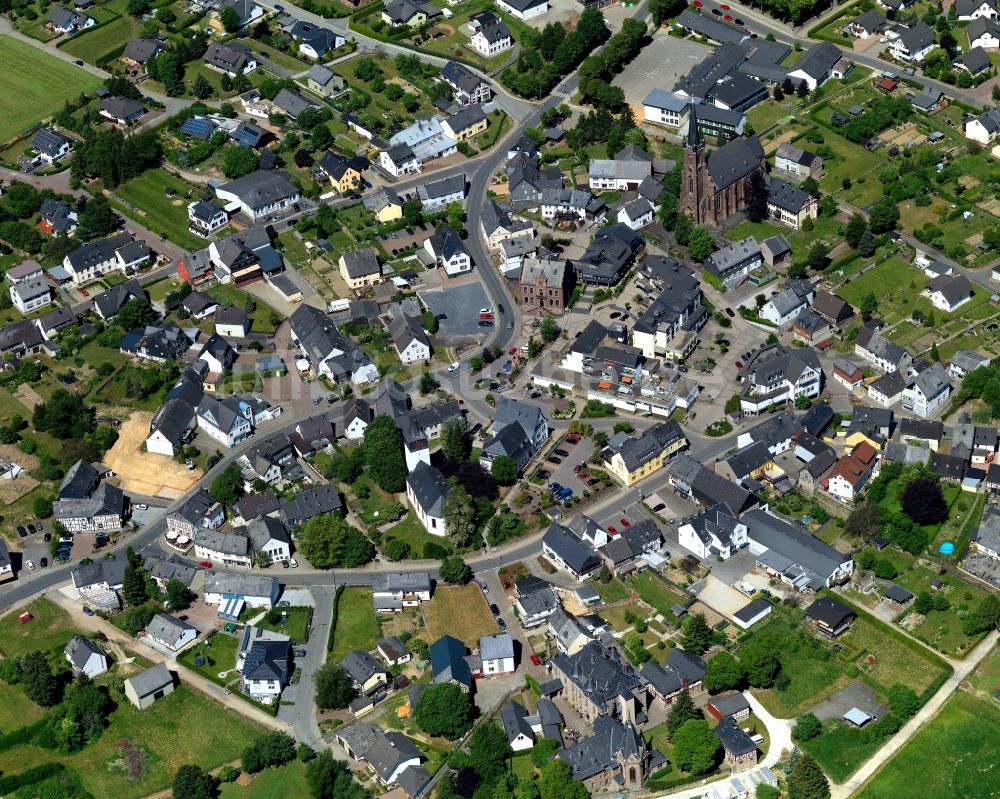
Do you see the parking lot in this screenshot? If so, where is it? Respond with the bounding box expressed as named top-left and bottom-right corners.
top-left (613, 30), bottom-right (711, 117)
top-left (538, 435), bottom-right (597, 495)
top-left (420, 281), bottom-right (492, 340)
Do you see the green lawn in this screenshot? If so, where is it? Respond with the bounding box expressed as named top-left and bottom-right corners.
top-left (0, 388), bottom-right (32, 426)
top-left (258, 607), bottom-right (311, 644)
top-left (219, 761), bottom-right (311, 798)
top-left (348, 472), bottom-right (401, 525)
top-left (383, 512), bottom-right (452, 559)
top-left (725, 212), bottom-right (844, 255)
top-left (338, 54), bottom-right (438, 120)
top-left (0, 683), bottom-right (46, 733)
top-left (836, 257), bottom-right (918, 322)
top-left (840, 616), bottom-right (948, 695)
top-left (113, 168), bottom-right (205, 250)
top-left (861, 691), bottom-right (1000, 799)
top-left (0, 35), bottom-right (103, 141)
top-left (590, 577), bottom-right (631, 604)
top-left (0, 685), bottom-right (261, 799)
top-left (0, 597), bottom-right (78, 657)
top-left (812, 131), bottom-right (885, 207)
top-left (802, 719), bottom-right (883, 783)
top-left (235, 39), bottom-right (311, 72)
top-left (178, 632), bottom-right (241, 684)
top-left (330, 587), bottom-right (377, 660)
top-left (626, 572), bottom-right (683, 620)
top-left (206, 283), bottom-right (281, 335)
top-left (61, 14), bottom-right (145, 64)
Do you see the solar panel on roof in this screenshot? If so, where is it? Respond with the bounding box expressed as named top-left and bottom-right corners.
top-left (180, 117), bottom-right (216, 140)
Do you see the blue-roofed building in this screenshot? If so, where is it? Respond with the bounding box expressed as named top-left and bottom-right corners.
top-left (180, 116), bottom-right (218, 141)
top-left (429, 635), bottom-right (472, 691)
top-left (643, 89), bottom-right (688, 128)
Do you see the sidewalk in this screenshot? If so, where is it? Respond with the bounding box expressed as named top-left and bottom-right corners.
top-left (48, 591), bottom-right (289, 732)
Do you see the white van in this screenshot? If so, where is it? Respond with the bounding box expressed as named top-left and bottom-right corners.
top-left (447, 362), bottom-right (460, 372)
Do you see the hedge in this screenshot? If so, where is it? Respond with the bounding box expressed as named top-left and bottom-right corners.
top-left (0, 763), bottom-right (65, 793)
top-left (326, 583), bottom-right (346, 652)
top-left (0, 717), bottom-right (50, 754)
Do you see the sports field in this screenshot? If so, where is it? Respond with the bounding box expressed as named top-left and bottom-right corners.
top-left (0, 36), bottom-right (102, 142)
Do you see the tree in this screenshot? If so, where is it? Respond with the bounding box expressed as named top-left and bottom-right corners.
top-left (672, 718), bottom-right (720, 775)
top-left (665, 688), bottom-right (702, 740)
top-left (491, 455), bottom-right (519, 486)
top-left (166, 578), bottom-right (193, 610)
top-left (845, 213), bottom-right (868, 249)
top-left (858, 228), bottom-right (876, 257)
top-left (210, 461), bottom-right (244, 505)
top-left (791, 712), bottom-right (822, 742)
top-left (242, 731), bottom-right (296, 773)
top-left (116, 295), bottom-right (157, 331)
top-left (724, 394), bottom-right (741, 415)
top-left (445, 201), bottom-right (463, 233)
top-left (576, 7), bottom-right (610, 50)
top-left (444, 485), bottom-right (478, 548)
top-left (126, 0), bottom-right (149, 16)
top-left (78, 197), bottom-right (118, 237)
top-left (901, 478), bottom-right (948, 524)
top-left (362, 415), bottom-right (408, 493)
top-left (21, 650), bottom-right (60, 707)
top-left (172, 764), bottom-right (219, 799)
top-left (469, 723), bottom-right (512, 782)
top-left (220, 5), bottom-right (240, 31)
top-left (221, 146), bottom-right (259, 178)
top-left (859, 292), bottom-right (878, 320)
top-left (746, 171), bottom-right (768, 223)
top-left (964, 593), bottom-right (1000, 635)
top-left (703, 651), bottom-right (744, 693)
top-left (32, 496), bottom-right (53, 518)
top-left (681, 612), bottom-right (712, 655)
top-left (868, 199), bottom-right (900, 234)
top-left (674, 213), bottom-right (693, 246)
top-left (299, 513), bottom-right (372, 569)
top-left (122, 564), bottom-right (149, 607)
top-left (314, 663), bottom-right (356, 711)
top-left (845, 501), bottom-right (882, 538)
top-left (192, 73), bottom-right (213, 100)
top-left (442, 415), bottom-right (470, 462)
top-left (887, 683), bottom-right (920, 719)
top-left (687, 228), bottom-right (716, 262)
top-left (540, 316), bottom-right (560, 343)
top-left (807, 242), bottom-right (829, 271)
top-left (420, 371), bottom-right (438, 394)
top-left (413, 683), bottom-right (473, 739)
top-left (33, 388), bottom-right (94, 440)
top-left (740, 641), bottom-right (780, 688)
top-left (796, 79), bottom-right (809, 98)
top-left (439, 556), bottom-right (472, 584)
top-left (384, 538), bottom-right (411, 560)
top-left (306, 751), bottom-right (368, 799)
top-left (788, 753), bottom-right (829, 799)
top-left (538, 760), bottom-right (588, 799)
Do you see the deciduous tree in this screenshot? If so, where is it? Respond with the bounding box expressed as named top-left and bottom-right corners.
top-left (671, 719), bottom-right (720, 775)
top-left (362, 415), bottom-right (408, 492)
top-left (413, 683), bottom-right (473, 739)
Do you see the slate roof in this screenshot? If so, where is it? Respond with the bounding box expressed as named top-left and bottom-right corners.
top-left (715, 717), bottom-right (757, 757)
top-left (668, 453), bottom-right (758, 514)
top-left (744, 509), bottom-right (849, 588)
top-left (707, 136), bottom-right (764, 191)
top-left (145, 612), bottom-right (196, 647)
top-left (126, 662), bottom-right (173, 698)
top-left (281, 483), bottom-right (343, 522)
top-left (405, 461), bottom-right (449, 518)
top-left (542, 523), bottom-right (600, 575)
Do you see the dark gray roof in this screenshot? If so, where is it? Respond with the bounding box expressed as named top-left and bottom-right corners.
top-left (126, 662), bottom-right (173, 698)
top-left (791, 41), bottom-right (841, 80)
top-left (668, 454), bottom-right (758, 515)
top-left (542, 523), bottom-right (600, 575)
top-left (676, 9), bottom-right (748, 44)
top-left (733, 598), bottom-right (772, 624)
top-left (218, 170), bottom-right (299, 211)
top-left (145, 612), bottom-right (196, 647)
top-left (744, 509), bottom-right (849, 587)
top-left (341, 649), bottom-right (387, 687)
top-left (715, 717), bottom-right (757, 756)
top-left (65, 635), bottom-right (107, 670)
top-left (281, 483), bottom-right (343, 523)
top-left (707, 136), bottom-right (764, 191)
top-left (805, 595), bottom-right (855, 627)
top-left (896, 21), bottom-right (935, 55)
top-left (405, 462), bottom-right (449, 518)
top-left (552, 641), bottom-right (643, 708)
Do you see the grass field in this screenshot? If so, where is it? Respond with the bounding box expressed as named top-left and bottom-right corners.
top-left (0, 683), bottom-right (46, 733)
top-left (626, 572), bottom-right (683, 620)
top-left (220, 761), bottom-right (310, 798)
top-left (590, 577), bottom-right (631, 604)
top-left (206, 283), bottom-right (281, 335)
top-left (383, 512), bottom-right (453, 559)
top-left (0, 597), bottom-right (78, 657)
top-left (258, 607), bottom-right (311, 644)
top-left (113, 168), bottom-right (206, 251)
top-left (0, 36), bottom-right (102, 141)
top-left (802, 719), bottom-right (883, 783)
top-left (61, 14), bottom-right (145, 64)
top-left (330, 587), bottom-right (377, 660)
top-left (0, 684), bottom-right (261, 799)
top-left (860, 691), bottom-right (1000, 799)
top-left (423, 584), bottom-right (497, 643)
top-left (178, 632), bottom-right (241, 684)
top-left (895, 565), bottom-right (990, 656)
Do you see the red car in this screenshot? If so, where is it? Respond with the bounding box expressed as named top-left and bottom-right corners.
top-left (198, 560), bottom-right (213, 569)
top-left (80, 289), bottom-right (89, 297)
top-left (530, 654), bottom-right (541, 666)
top-left (724, 13), bottom-right (732, 19)
top-left (620, 518), bottom-right (632, 528)
top-left (566, 433), bottom-right (581, 443)
top-left (720, 3), bottom-right (729, 8)
top-left (509, 347), bottom-right (517, 355)
top-left (607, 525), bottom-right (618, 535)
top-left (574, 463), bottom-right (582, 473)
top-left (693, 0), bottom-right (702, 5)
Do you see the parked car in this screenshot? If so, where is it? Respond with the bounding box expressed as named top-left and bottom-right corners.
top-left (548, 483), bottom-right (563, 495)
top-left (579, 472), bottom-right (591, 480)
top-left (497, 617), bottom-right (507, 631)
top-left (447, 361), bottom-right (460, 372)
top-left (547, 456), bottom-right (562, 464)
top-left (537, 469), bottom-right (550, 480)
top-left (652, 503), bottom-right (666, 512)
top-left (725, 307), bottom-right (735, 317)
top-left (289, 559), bottom-right (298, 568)
top-left (198, 560), bottom-right (213, 569)
top-left (573, 463), bottom-right (582, 473)
top-left (620, 518), bottom-right (631, 528)
top-left (43, 533), bottom-right (51, 542)
top-left (16, 526), bottom-right (26, 537)
top-left (490, 603), bottom-right (501, 615)
top-left (26, 524), bottom-right (36, 535)
top-left (587, 478), bottom-right (599, 486)
top-left (607, 525), bottom-right (618, 535)
top-left (39, 558), bottom-right (47, 568)
top-left (479, 581), bottom-right (489, 593)
top-left (555, 448), bottom-right (569, 457)
top-left (26, 560), bottom-right (34, 571)
top-left (530, 654), bottom-right (541, 666)
top-left (566, 433), bottom-right (581, 443)
top-left (82, 607), bottom-right (95, 616)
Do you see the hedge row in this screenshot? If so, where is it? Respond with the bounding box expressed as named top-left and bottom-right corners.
top-left (0, 762), bottom-right (65, 793)
top-left (326, 583), bottom-right (346, 652)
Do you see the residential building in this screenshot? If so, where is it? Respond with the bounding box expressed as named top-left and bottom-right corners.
top-left (972, 503), bottom-right (1000, 558)
top-left (100, 96), bottom-right (145, 125)
top-left (430, 634), bottom-right (473, 691)
top-left (381, 0), bottom-right (440, 26)
top-left (703, 237), bottom-right (762, 289)
top-left (371, 572), bottom-right (432, 613)
top-left (203, 572), bottom-right (279, 610)
top-left (65, 636), bottom-right (109, 678)
top-left (668, 453), bottom-right (760, 515)
top-left (417, 174), bottom-right (465, 213)
top-left (902, 362), bottom-right (952, 418)
top-left (516, 580), bottom-right (559, 628)
top-left (335, 724), bottom-right (424, 788)
top-left (845, 8), bottom-right (886, 37)
top-left (124, 663), bottom-right (174, 709)
top-left (246, 516), bottom-right (291, 565)
top-left (364, 189), bottom-right (404, 223)
top-left (304, 63), bottom-right (345, 96)
top-left (630, 258), bottom-right (705, 360)
top-left (760, 283), bottom-right (814, 328)
top-left (144, 612), bottom-right (198, 652)
top-left (715, 718), bottom-right (758, 772)
top-left (379, 143), bottom-right (421, 178)
top-left (289, 21), bottom-right (343, 58)
top-left (479, 633), bottom-right (515, 676)
top-left (48, 5), bottom-right (93, 33)
top-left (10, 279), bottom-right (51, 315)
top-left (949, 349), bottom-right (991, 380)
top-left (63, 233), bottom-right (142, 284)
top-left (811, 290), bottom-right (855, 328)
top-left (603, 421), bottom-right (686, 486)
top-left (956, 0), bottom-right (999, 19)
top-left (739, 344), bottom-right (823, 415)
top-left (541, 523), bottom-right (600, 579)
top-left (187, 200), bottom-right (228, 236)
top-left (339, 248), bottom-right (383, 290)
top-left (35, 305), bottom-right (77, 341)
top-left (550, 640), bottom-right (646, 723)
top-left (237, 625), bottom-right (290, 703)
top-left (342, 650), bottom-right (390, 695)
top-left (678, 503), bottom-right (748, 559)
top-left (887, 22), bottom-right (936, 62)
top-left (969, 16), bottom-right (1000, 49)
top-left (221, 0), bottom-right (263, 27)
top-left (744, 508), bottom-right (854, 589)
top-left (54, 460), bottom-right (125, 532)
top-left (289, 304), bottom-right (379, 386)
top-left (281, 484), bottom-right (344, 527)
top-left (469, 13), bottom-right (512, 57)
top-left (855, 319), bottom-right (912, 373)
top-left (822, 441), bottom-right (878, 501)
top-left (966, 106), bottom-right (1000, 144)
top-left (388, 314), bottom-right (431, 364)
top-left (787, 41), bottom-right (848, 89)
top-left (166, 488), bottom-right (224, 539)
top-left (588, 158), bottom-right (652, 192)
top-left (377, 637), bottom-right (412, 666)
top-left (194, 528), bottom-right (252, 568)
top-left (440, 61), bottom-right (492, 105)
top-left (196, 394), bottom-right (253, 448)
top-left (519, 258), bottom-right (573, 315)
top-left (805, 596), bottom-right (856, 637)
top-left (215, 170), bottom-right (299, 223)
top-left (642, 89), bottom-right (687, 128)
top-left (203, 42), bottom-right (257, 77)
top-left (317, 151), bottom-right (363, 194)
top-left (31, 128), bottom-right (73, 164)
top-left (120, 323), bottom-right (191, 363)
top-left (479, 397), bottom-right (548, 474)
top-left (868, 370), bottom-right (906, 407)
top-left (570, 226), bottom-right (639, 286)
top-left (424, 227), bottom-right (472, 276)
top-left (774, 142), bottom-right (823, 180)
top-left (641, 649), bottom-right (707, 705)
top-left (924, 273), bottom-right (973, 312)
top-left (618, 198), bottom-right (654, 230)
top-left (766, 176), bottom-right (819, 229)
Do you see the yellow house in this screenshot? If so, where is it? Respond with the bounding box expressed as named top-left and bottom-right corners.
top-left (364, 188), bottom-right (403, 223)
top-left (339, 247), bottom-right (383, 290)
top-left (340, 649), bottom-right (389, 695)
top-left (442, 107), bottom-right (488, 143)
top-left (604, 421), bottom-right (687, 487)
top-left (844, 430), bottom-right (882, 452)
top-left (318, 151), bottom-right (362, 194)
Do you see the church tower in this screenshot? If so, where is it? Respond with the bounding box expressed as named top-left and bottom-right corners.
top-left (680, 103), bottom-right (707, 225)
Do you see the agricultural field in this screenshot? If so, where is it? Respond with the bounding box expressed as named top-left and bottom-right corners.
top-left (860, 691), bottom-right (1000, 799)
top-left (60, 0), bottom-right (146, 66)
top-left (0, 36), bottom-right (103, 142)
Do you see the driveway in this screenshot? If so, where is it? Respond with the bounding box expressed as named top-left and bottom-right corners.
top-left (812, 681), bottom-right (888, 722)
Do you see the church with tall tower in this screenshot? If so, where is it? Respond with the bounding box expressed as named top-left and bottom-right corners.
top-left (680, 104), bottom-right (767, 227)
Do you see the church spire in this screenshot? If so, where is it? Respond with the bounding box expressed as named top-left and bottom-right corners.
top-left (685, 102), bottom-right (702, 150)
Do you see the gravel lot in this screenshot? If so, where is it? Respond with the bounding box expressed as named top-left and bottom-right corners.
top-left (613, 30), bottom-right (711, 116)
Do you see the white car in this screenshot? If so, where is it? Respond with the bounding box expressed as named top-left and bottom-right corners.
top-left (26, 560), bottom-right (34, 571)
top-left (289, 558), bottom-right (298, 568)
top-left (447, 361), bottom-right (460, 372)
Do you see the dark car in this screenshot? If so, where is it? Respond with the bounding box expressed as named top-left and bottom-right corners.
top-left (548, 483), bottom-right (563, 494)
top-left (75, 59), bottom-right (84, 66)
top-left (82, 607), bottom-right (95, 617)
top-left (652, 503), bottom-right (666, 512)
top-left (555, 448), bottom-right (569, 457)
top-left (711, 7), bottom-right (721, 13)
top-left (43, 533), bottom-right (51, 542)
top-left (490, 603), bottom-right (501, 615)
top-left (725, 307), bottom-right (735, 317)
top-left (547, 456), bottom-right (562, 464)
top-left (735, 17), bottom-right (744, 24)
top-left (497, 617), bottom-right (507, 631)
top-left (497, 304), bottom-right (504, 314)
top-left (537, 469), bottom-right (550, 480)
top-left (39, 558), bottom-right (48, 568)
top-left (27, 524), bottom-right (36, 535)
top-left (16, 526), bottom-right (26, 538)
top-left (588, 478), bottom-right (600, 486)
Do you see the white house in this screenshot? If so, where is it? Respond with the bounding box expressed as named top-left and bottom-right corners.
top-left (237, 625), bottom-right (290, 704)
top-left (64, 636), bottom-right (109, 678)
top-left (470, 18), bottom-right (512, 57)
top-left (495, 0), bottom-right (546, 20)
top-left (617, 198), bottom-right (654, 231)
top-left (887, 22), bottom-right (936, 62)
top-left (957, 0), bottom-right (999, 21)
top-left (196, 395), bottom-right (253, 448)
top-left (379, 143), bottom-right (421, 178)
top-left (678, 504), bottom-right (748, 560)
top-left (371, 572), bottom-right (432, 613)
top-left (902, 363), bottom-right (952, 418)
top-left (760, 287), bottom-right (810, 328)
top-left (424, 228), bottom-right (472, 276)
top-left (924, 274), bottom-right (972, 312)
top-left (822, 443), bottom-right (878, 501)
top-left (10, 279), bottom-right (52, 315)
top-left (203, 572), bottom-right (279, 609)
top-left (388, 313), bottom-right (431, 364)
top-left (144, 612), bottom-right (198, 653)
top-left (969, 17), bottom-right (1000, 49)
top-left (246, 516), bottom-right (291, 565)
top-left (214, 171), bottom-right (300, 223)
top-left (194, 529), bottom-right (253, 568)
top-left (479, 633), bottom-right (515, 677)
top-left (406, 462), bottom-right (449, 537)
top-left (188, 201), bottom-right (229, 236)
top-left (215, 305), bottom-right (250, 337)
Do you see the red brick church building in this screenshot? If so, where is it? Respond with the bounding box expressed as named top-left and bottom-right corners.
top-left (680, 104), bottom-right (767, 227)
